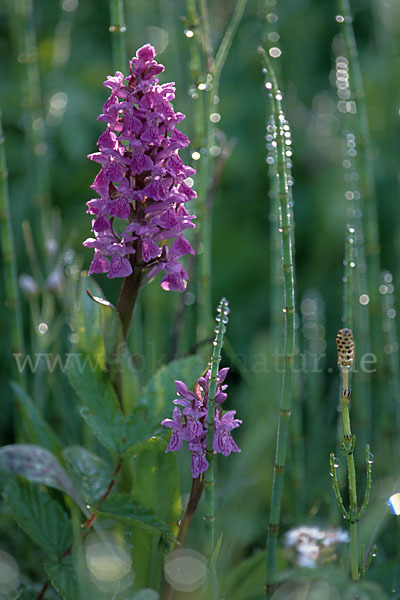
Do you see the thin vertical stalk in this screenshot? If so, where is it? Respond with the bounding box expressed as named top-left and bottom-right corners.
top-left (0, 111), bottom-right (25, 383)
top-left (109, 0), bottom-right (127, 73)
top-left (213, 0), bottom-right (247, 95)
top-left (340, 364), bottom-right (359, 581)
top-left (11, 0), bottom-right (51, 250)
top-left (343, 225), bottom-right (355, 331)
top-left (259, 48), bottom-right (296, 599)
top-left (336, 0), bottom-right (382, 443)
top-left (204, 298), bottom-right (229, 599)
top-left (186, 0), bottom-right (246, 348)
top-left (337, 0), bottom-right (380, 296)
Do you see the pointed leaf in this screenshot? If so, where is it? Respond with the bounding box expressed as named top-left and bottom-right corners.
top-left (73, 276), bottom-right (106, 367)
top-left (45, 555), bottom-right (107, 600)
top-left (138, 355), bottom-right (206, 420)
top-left (97, 492), bottom-right (173, 539)
top-left (11, 383), bottom-right (63, 455)
top-left (133, 437), bottom-right (180, 526)
top-left (68, 355), bottom-right (156, 455)
top-left (62, 446), bottom-right (113, 505)
top-left (4, 478), bottom-right (72, 555)
top-left (0, 444), bottom-right (82, 508)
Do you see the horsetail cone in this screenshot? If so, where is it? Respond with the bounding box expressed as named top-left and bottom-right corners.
top-left (336, 328), bottom-right (355, 368)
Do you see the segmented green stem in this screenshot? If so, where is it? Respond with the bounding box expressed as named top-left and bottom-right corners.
top-left (0, 111), bottom-right (25, 381)
top-left (336, 0), bottom-right (382, 443)
top-left (186, 0), bottom-right (246, 348)
top-left (340, 363), bottom-right (359, 581)
top-left (344, 225), bottom-right (355, 331)
top-left (358, 444), bottom-right (372, 520)
top-left (204, 298), bottom-right (229, 599)
top-left (109, 0), bottom-right (127, 73)
top-left (329, 453), bottom-right (349, 520)
top-left (259, 48), bottom-right (296, 599)
top-left (213, 0), bottom-right (247, 94)
top-left (11, 0), bottom-right (51, 250)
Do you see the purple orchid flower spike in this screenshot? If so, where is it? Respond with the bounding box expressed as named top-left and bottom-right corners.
top-left (83, 44), bottom-right (196, 293)
top-left (161, 368), bottom-right (242, 478)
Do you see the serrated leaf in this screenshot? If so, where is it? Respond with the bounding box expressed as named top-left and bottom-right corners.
top-left (0, 444), bottom-right (82, 508)
top-left (138, 355), bottom-right (206, 420)
top-left (4, 478), bottom-right (72, 555)
top-left (68, 357), bottom-right (156, 455)
top-left (10, 383), bottom-right (63, 456)
top-left (62, 446), bottom-right (113, 505)
top-left (98, 493), bottom-right (172, 538)
top-left (45, 555), bottom-right (101, 600)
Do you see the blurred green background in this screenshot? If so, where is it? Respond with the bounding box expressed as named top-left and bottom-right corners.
top-left (1, 0), bottom-right (400, 595)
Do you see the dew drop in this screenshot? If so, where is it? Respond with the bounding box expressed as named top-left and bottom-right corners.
top-left (38, 322), bottom-right (48, 335)
top-left (368, 452), bottom-right (374, 464)
top-left (269, 47), bottom-right (281, 58)
top-left (336, 15), bottom-right (344, 23)
top-left (333, 456), bottom-right (340, 468)
top-left (184, 29), bottom-right (194, 38)
top-left (191, 151), bottom-right (201, 161)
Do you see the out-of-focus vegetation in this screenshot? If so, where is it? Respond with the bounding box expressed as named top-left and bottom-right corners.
top-left (1, 0), bottom-right (400, 598)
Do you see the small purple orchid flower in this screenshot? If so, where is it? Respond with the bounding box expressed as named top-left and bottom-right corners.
top-left (83, 44), bottom-right (196, 292)
top-left (161, 368), bottom-right (241, 478)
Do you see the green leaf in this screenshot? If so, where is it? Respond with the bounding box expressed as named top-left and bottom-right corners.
top-left (10, 383), bottom-right (63, 456)
top-left (73, 276), bottom-right (106, 368)
top-left (0, 444), bottom-right (82, 508)
top-left (45, 552), bottom-right (135, 600)
top-left (132, 437), bottom-right (180, 525)
top-left (62, 446), bottom-right (113, 505)
top-left (130, 437), bottom-right (180, 590)
top-left (68, 357), bottom-right (156, 455)
top-left (138, 355), bottom-right (206, 420)
top-left (97, 493), bottom-right (172, 539)
top-left (4, 478), bottom-right (72, 555)
top-left (223, 551), bottom-right (265, 600)
top-left (45, 555), bottom-right (101, 600)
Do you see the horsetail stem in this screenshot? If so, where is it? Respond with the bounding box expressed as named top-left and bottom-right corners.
top-left (259, 47), bottom-right (296, 599)
top-left (344, 225), bottom-right (355, 332)
top-left (204, 298), bottom-right (229, 599)
top-left (186, 0), bottom-right (246, 348)
top-left (0, 111), bottom-right (26, 383)
top-left (109, 0), bottom-right (127, 73)
top-left (336, 327), bottom-right (358, 581)
top-left (336, 0), bottom-right (383, 444)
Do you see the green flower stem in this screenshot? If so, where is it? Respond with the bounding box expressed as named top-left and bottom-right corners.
top-left (0, 111), bottom-right (25, 383)
top-left (109, 0), bottom-right (127, 73)
top-left (259, 48), bottom-right (296, 599)
top-left (116, 267), bottom-right (143, 342)
top-left (204, 298), bottom-right (229, 599)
